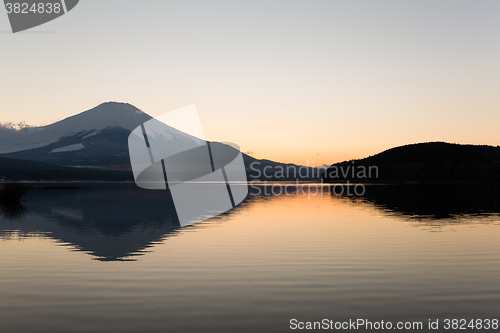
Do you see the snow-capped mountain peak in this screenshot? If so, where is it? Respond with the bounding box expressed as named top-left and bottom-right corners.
top-left (0, 102), bottom-right (152, 154)
top-left (58, 102), bottom-right (153, 133)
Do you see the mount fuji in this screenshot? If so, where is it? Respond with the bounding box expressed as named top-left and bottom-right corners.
top-left (1, 102), bottom-right (163, 168)
top-left (0, 102), bottom-right (320, 181)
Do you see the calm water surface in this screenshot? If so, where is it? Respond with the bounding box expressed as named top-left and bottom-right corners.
top-left (0, 183), bottom-right (499, 332)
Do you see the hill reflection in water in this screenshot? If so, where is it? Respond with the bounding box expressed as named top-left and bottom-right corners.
top-left (334, 182), bottom-right (500, 223)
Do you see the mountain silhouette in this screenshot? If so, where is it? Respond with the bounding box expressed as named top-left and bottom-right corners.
top-left (324, 142), bottom-right (500, 183)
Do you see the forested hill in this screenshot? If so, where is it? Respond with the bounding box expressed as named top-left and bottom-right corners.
top-left (323, 142), bottom-right (500, 183)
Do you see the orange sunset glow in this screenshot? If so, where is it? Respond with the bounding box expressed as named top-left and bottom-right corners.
top-left (2, 1), bottom-right (499, 165)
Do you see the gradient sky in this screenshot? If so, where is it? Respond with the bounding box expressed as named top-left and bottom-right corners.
top-left (1, 0), bottom-right (499, 165)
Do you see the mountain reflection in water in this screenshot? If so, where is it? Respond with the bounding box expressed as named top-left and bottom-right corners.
top-left (0, 184), bottom-right (182, 261)
top-left (1, 182), bottom-right (499, 261)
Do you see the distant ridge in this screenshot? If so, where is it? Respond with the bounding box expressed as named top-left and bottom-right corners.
top-left (324, 142), bottom-right (500, 183)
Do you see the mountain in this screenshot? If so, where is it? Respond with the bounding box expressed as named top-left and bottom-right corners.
top-left (0, 102), bottom-right (321, 180)
top-left (323, 142), bottom-right (500, 183)
top-left (0, 102), bottom-right (151, 153)
top-left (0, 102), bottom-right (152, 167)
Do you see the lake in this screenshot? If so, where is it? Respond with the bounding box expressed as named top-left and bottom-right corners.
top-left (1, 182), bottom-right (499, 332)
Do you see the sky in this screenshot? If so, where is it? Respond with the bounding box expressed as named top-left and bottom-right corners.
top-left (1, 0), bottom-right (499, 165)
